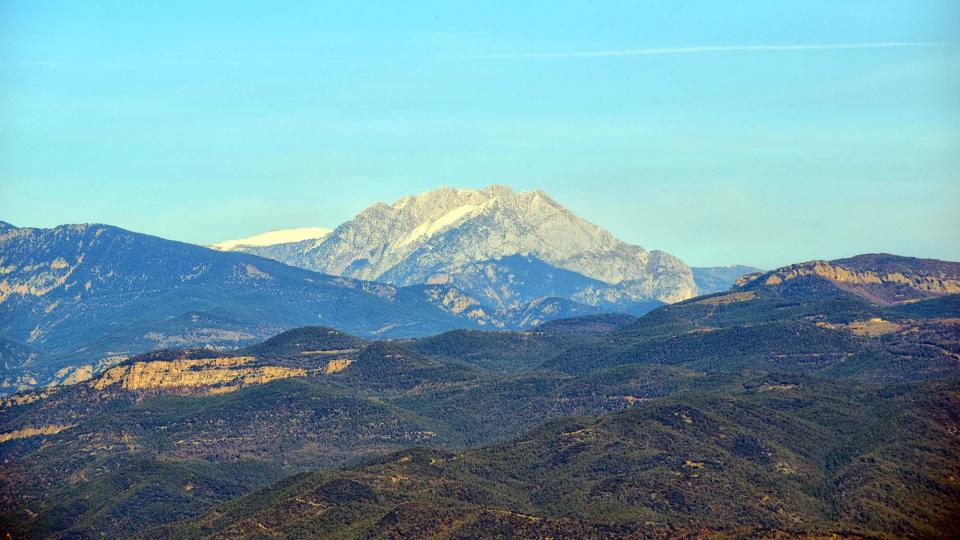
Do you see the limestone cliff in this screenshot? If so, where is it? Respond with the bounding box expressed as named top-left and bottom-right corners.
top-left (91, 356), bottom-right (307, 394)
top-left (737, 254), bottom-right (960, 305)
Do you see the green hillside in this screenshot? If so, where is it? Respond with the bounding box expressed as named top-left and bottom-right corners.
top-left (165, 379), bottom-right (960, 539)
top-left (2, 257), bottom-right (959, 538)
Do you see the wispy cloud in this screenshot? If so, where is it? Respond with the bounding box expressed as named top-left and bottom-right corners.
top-left (5, 42), bottom-right (952, 71)
top-left (471, 42), bottom-right (953, 60)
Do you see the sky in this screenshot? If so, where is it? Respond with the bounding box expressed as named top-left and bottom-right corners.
top-left (1, 1), bottom-right (958, 269)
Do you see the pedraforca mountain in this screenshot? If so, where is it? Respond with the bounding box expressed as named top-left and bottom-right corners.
top-left (231, 185), bottom-right (699, 305)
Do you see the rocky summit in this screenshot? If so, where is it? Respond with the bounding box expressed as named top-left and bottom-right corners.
top-left (224, 185), bottom-right (700, 309)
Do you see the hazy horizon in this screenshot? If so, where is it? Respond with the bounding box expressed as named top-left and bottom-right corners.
top-left (3, 180), bottom-right (959, 270)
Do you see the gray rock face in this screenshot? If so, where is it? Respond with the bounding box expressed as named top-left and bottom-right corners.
top-left (233, 238), bottom-right (324, 268)
top-left (246, 185), bottom-right (699, 304)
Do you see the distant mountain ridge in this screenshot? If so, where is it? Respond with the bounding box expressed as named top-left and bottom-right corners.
top-left (0, 223), bottom-right (476, 393)
top-left (1, 219), bottom-right (700, 394)
top-left (692, 264), bottom-right (763, 294)
top-left (218, 185), bottom-right (701, 313)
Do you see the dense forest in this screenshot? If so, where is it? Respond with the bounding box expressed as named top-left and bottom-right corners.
top-left (2, 278), bottom-right (959, 538)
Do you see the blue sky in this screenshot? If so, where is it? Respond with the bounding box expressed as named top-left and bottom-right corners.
top-left (1, 1), bottom-right (958, 268)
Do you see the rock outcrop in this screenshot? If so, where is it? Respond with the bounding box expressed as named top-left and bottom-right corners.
top-left (737, 254), bottom-right (960, 305)
top-left (91, 356), bottom-right (307, 394)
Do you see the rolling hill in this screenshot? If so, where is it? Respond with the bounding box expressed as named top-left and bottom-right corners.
top-left (166, 378), bottom-right (960, 539)
top-left (546, 255), bottom-right (960, 380)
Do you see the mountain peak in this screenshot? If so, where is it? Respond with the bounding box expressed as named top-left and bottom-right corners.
top-left (392, 184), bottom-right (516, 207)
top-left (240, 185), bottom-right (698, 304)
top-left (481, 183), bottom-right (515, 197)
top-left (203, 185), bottom-right (699, 305)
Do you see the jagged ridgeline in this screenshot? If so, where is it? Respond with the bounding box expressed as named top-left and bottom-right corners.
top-left (1, 252), bottom-right (959, 538)
top-left (214, 185), bottom-right (708, 312)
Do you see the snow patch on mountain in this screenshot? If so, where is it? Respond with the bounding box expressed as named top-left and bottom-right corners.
top-left (212, 227), bottom-right (332, 251)
top-left (397, 203), bottom-right (487, 248)
top-left (206, 185), bottom-right (700, 305)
